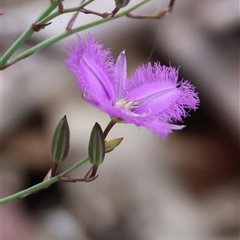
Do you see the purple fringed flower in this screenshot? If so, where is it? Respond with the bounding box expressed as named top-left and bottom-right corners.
top-left (65, 35), bottom-right (199, 138)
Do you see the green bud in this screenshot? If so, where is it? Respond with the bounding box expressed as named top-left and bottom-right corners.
top-left (115, 0), bottom-right (130, 8)
top-left (105, 138), bottom-right (123, 153)
top-left (51, 115), bottom-right (70, 164)
top-left (88, 123), bottom-right (105, 165)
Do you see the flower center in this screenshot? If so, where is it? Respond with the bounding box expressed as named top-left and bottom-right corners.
top-left (115, 98), bottom-right (150, 118)
top-left (115, 98), bottom-right (134, 109)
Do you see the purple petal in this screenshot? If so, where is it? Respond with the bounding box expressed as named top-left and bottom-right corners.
top-left (65, 35), bottom-right (115, 105)
top-left (114, 51), bottom-right (127, 101)
top-left (143, 121), bottom-right (185, 139)
top-left (126, 63), bottom-right (199, 122)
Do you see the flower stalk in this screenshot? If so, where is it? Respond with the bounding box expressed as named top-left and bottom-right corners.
top-left (0, 0), bottom-right (60, 69)
top-left (0, 157), bottom-right (89, 204)
top-left (0, 119), bottom-right (121, 204)
top-left (103, 120), bottom-right (117, 139)
top-left (0, 0), bottom-right (150, 69)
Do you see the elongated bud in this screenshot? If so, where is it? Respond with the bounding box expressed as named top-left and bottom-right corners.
top-left (115, 0), bottom-right (130, 8)
top-left (88, 123), bottom-right (105, 165)
top-left (51, 115), bottom-right (70, 164)
top-left (105, 138), bottom-right (123, 153)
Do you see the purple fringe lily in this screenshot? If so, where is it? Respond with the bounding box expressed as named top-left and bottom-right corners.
top-left (65, 35), bottom-right (199, 138)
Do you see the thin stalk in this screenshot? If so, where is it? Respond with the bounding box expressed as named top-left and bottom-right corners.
top-left (3, 0), bottom-right (149, 68)
top-left (103, 120), bottom-right (117, 139)
top-left (0, 157), bottom-right (89, 204)
top-left (0, 1), bottom-right (59, 69)
top-left (51, 163), bottom-right (59, 177)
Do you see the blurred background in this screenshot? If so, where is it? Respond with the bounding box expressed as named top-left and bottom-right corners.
top-left (1, 0), bottom-right (239, 240)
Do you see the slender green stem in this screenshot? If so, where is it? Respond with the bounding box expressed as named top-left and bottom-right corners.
top-left (0, 1), bottom-right (60, 69)
top-left (59, 157), bottom-right (89, 176)
top-left (7, 18), bottom-right (112, 64)
top-left (2, 0), bottom-right (149, 68)
top-left (0, 157), bottom-right (89, 204)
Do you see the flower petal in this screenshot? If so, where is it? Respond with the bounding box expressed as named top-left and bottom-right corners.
top-left (114, 51), bottom-right (127, 100)
top-left (65, 35), bottom-right (115, 105)
top-left (126, 63), bottom-right (199, 122)
top-left (143, 121), bottom-right (185, 139)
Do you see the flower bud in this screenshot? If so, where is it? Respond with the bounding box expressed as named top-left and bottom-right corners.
top-left (51, 115), bottom-right (70, 164)
top-left (88, 123), bottom-right (105, 165)
top-left (105, 138), bottom-right (123, 153)
top-left (114, 0), bottom-right (130, 8)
